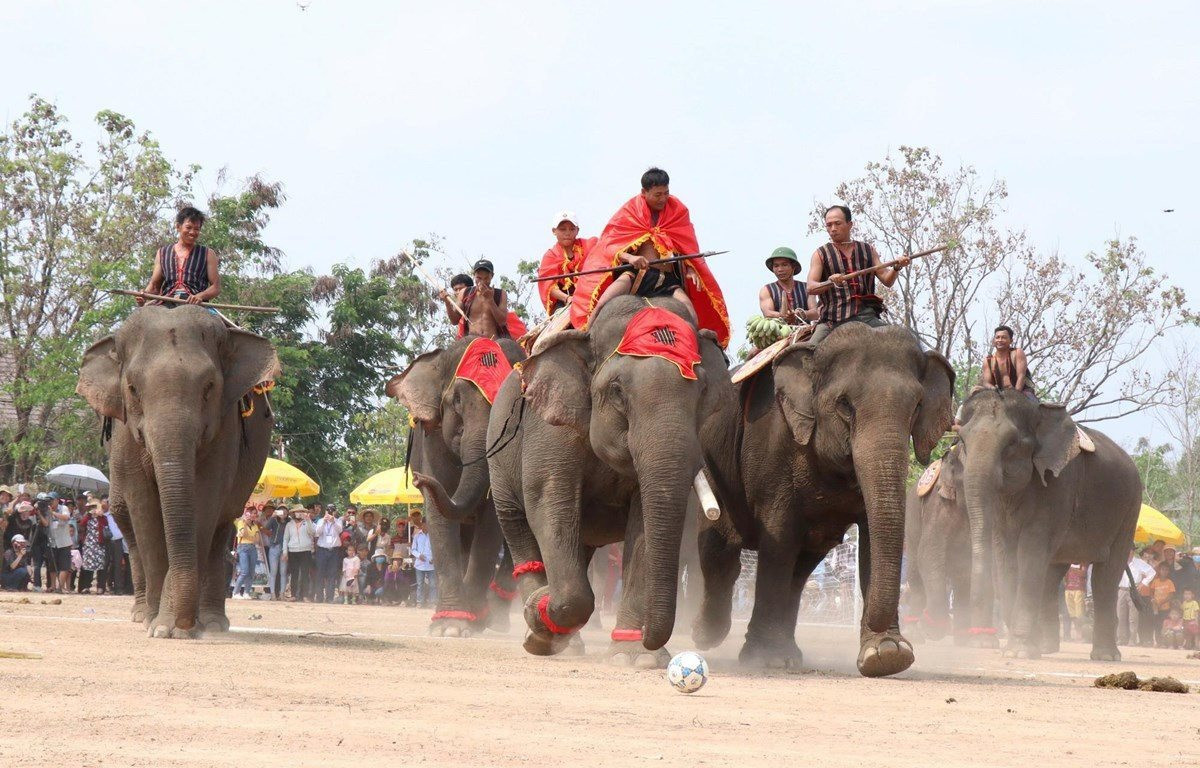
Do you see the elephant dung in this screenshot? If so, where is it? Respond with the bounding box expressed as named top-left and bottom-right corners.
top-left (1094, 671), bottom-right (1189, 693)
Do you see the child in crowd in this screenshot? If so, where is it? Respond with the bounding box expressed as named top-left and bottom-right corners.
top-left (341, 544), bottom-right (361, 605)
top-left (1161, 603), bottom-right (1185, 649)
top-left (1063, 563), bottom-right (1087, 641)
top-left (1149, 562), bottom-right (1176, 647)
top-left (1181, 588), bottom-right (1199, 650)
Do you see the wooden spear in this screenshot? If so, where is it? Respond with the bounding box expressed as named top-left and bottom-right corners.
top-left (105, 289), bottom-right (281, 313)
top-left (528, 250), bottom-right (729, 282)
top-left (808, 243), bottom-right (954, 292)
top-left (400, 250), bottom-right (470, 328)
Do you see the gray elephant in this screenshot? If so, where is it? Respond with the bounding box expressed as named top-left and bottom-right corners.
top-left (694, 323), bottom-right (955, 677)
top-left (386, 334), bottom-right (522, 637)
top-left (76, 306), bottom-right (278, 638)
top-left (903, 443), bottom-right (972, 642)
top-left (459, 295), bottom-right (738, 666)
top-left (955, 388), bottom-right (1141, 660)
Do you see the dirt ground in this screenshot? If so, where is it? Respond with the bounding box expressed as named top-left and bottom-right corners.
top-left (1, 594), bottom-right (1197, 767)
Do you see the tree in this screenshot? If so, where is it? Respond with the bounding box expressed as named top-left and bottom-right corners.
top-left (813, 147), bottom-right (1194, 420)
top-left (1157, 342), bottom-right (1200, 541)
top-left (0, 96), bottom-right (186, 481)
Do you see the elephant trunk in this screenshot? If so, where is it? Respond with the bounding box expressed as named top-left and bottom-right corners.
top-left (852, 429), bottom-right (910, 635)
top-left (962, 464), bottom-right (997, 631)
top-left (148, 427), bottom-right (200, 631)
top-left (633, 429), bottom-right (699, 651)
top-left (425, 420), bottom-right (491, 522)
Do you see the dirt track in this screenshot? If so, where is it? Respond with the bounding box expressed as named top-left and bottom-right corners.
top-left (1, 594), bottom-right (1197, 767)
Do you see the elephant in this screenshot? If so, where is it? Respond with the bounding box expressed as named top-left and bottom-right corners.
top-left (693, 322), bottom-right (955, 677)
top-left (450, 294), bottom-right (738, 666)
top-left (903, 443), bottom-right (971, 642)
top-left (386, 333), bottom-right (523, 637)
top-left (955, 388), bottom-right (1141, 660)
top-left (75, 306), bottom-right (279, 638)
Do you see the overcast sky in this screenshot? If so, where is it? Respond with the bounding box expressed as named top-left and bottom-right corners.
top-left (3, 1), bottom-right (1197, 447)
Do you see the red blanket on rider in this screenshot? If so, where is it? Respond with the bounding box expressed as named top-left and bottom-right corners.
top-left (569, 194), bottom-right (730, 347)
top-left (538, 237), bottom-right (597, 315)
top-left (615, 307), bottom-right (702, 380)
top-left (453, 337), bottom-right (513, 404)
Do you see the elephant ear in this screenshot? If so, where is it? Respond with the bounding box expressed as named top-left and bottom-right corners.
top-left (222, 328), bottom-right (281, 411)
top-left (390, 349), bottom-right (446, 424)
top-left (1033, 402), bottom-right (1080, 485)
top-left (912, 351), bottom-right (956, 464)
top-left (520, 329), bottom-right (592, 434)
top-left (76, 335), bottom-right (124, 421)
top-left (773, 342), bottom-right (817, 445)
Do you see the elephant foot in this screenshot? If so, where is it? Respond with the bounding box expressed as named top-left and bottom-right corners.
top-left (609, 640), bottom-right (670, 669)
top-left (857, 630), bottom-right (915, 678)
top-left (522, 628), bottom-right (579, 656)
top-left (147, 614), bottom-right (200, 640)
top-left (1039, 637), bottom-right (1061, 656)
top-left (131, 603), bottom-right (149, 625)
top-left (198, 610), bottom-right (230, 633)
top-left (1001, 639), bottom-right (1040, 660)
top-left (739, 636), bottom-right (804, 670)
top-left (692, 608), bottom-right (732, 651)
top-left (1090, 645), bottom-right (1121, 662)
top-left (965, 627), bottom-right (1000, 648)
top-left (429, 611), bottom-right (476, 639)
top-left (484, 593), bottom-right (512, 634)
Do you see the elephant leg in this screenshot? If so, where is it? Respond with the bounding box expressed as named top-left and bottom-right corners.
top-left (1089, 554), bottom-right (1123, 661)
top-left (1002, 525), bottom-right (1052, 659)
top-left (460, 502), bottom-right (504, 631)
top-left (483, 545), bottom-right (517, 634)
top-left (692, 518), bottom-right (742, 650)
top-left (1037, 564), bottom-right (1069, 655)
top-left (740, 504), bottom-right (805, 669)
top-left (521, 479), bottom-right (594, 656)
top-left (856, 519), bottom-right (915, 677)
top-left (949, 553), bottom-right (973, 645)
top-left (132, 493), bottom-right (169, 634)
top-left (110, 492), bottom-right (148, 624)
top-left (198, 521), bottom-right (233, 633)
top-left (917, 531), bottom-right (952, 641)
top-left (608, 524), bottom-right (668, 669)
top-left (427, 507), bottom-right (475, 638)
top-left (904, 559), bottom-right (927, 643)
top-left (749, 549), bottom-right (825, 669)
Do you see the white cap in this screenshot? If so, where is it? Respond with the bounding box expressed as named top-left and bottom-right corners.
top-left (11, 534), bottom-right (26, 544)
top-left (551, 210), bottom-right (579, 229)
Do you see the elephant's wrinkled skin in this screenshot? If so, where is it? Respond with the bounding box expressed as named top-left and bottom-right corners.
top-left (388, 335), bottom-right (522, 637)
top-left (484, 295), bottom-right (736, 666)
top-left (903, 445), bottom-right (973, 642)
top-left (76, 307), bottom-right (278, 638)
top-left (694, 323), bottom-right (955, 677)
top-left (956, 389), bottom-right (1140, 661)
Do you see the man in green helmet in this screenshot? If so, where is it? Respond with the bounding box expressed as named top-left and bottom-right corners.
top-left (759, 246), bottom-right (818, 324)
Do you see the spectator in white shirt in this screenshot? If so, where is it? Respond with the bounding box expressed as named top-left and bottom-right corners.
top-left (410, 512), bottom-right (436, 607)
top-left (1118, 548), bottom-right (1157, 646)
top-left (282, 505), bottom-right (316, 601)
top-left (312, 505), bottom-right (343, 604)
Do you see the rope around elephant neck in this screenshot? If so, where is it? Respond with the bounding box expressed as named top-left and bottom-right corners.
top-left (454, 394), bottom-right (525, 469)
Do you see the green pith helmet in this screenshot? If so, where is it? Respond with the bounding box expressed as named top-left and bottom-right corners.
top-left (766, 246), bottom-right (801, 272)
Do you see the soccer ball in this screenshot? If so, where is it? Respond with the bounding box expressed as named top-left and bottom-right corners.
top-left (666, 651), bottom-right (708, 694)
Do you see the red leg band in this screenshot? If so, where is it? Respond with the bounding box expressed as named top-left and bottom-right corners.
top-left (489, 581), bottom-right (516, 601)
top-left (611, 628), bottom-right (643, 642)
top-left (536, 594), bottom-right (578, 635)
top-left (431, 610), bottom-right (478, 622)
top-left (513, 560), bottom-right (546, 579)
top-left (968, 626), bottom-right (997, 635)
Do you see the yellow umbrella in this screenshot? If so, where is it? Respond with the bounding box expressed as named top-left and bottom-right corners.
top-left (1134, 503), bottom-right (1186, 547)
top-left (250, 457), bottom-right (320, 500)
top-left (350, 467), bottom-right (424, 505)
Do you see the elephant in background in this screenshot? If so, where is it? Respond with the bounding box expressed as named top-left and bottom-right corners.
top-left (694, 323), bottom-right (955, 677)
top-left (903, 443), bottom-right (972, 642)
top-left (76, 306), bottom-right (278, 638)
top-left (473, 295), bottom-right (737, 666)
top-left (956, 388), bottom-right (1141, 660)
top-left (387, 334), bottom-right (523, 637)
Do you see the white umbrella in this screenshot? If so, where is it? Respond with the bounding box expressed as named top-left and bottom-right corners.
top-left (45, 464), bottom-right (110, 493)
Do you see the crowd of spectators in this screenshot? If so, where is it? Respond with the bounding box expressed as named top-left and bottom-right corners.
top-left (0, 485), bottom-right (131, 596)
top-left (1109, 540), bottom-right (1199, 649)
top-left (226, 501), bottom-right (435, 606)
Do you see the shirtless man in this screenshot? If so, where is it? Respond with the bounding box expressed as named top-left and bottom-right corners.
top-left (806, 205), bottom-right (909, 343)
top-left (138, 206), bottom-right (221, 306)
top-left (980, 325), bottom-right (1034, 396)
top-left (441, 260), bottom-right (510, 339)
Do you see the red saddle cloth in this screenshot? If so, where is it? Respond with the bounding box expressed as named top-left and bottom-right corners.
top-left (453, 338), bottom-right (513, 404)
top-left (615, 307), bottom-right (702, 380)
top-left (569, 194), bottom-right (730, 347)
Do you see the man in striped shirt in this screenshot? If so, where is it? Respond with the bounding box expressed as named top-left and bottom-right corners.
top-left (138, 206), bottom-right (222, 307)
top-left (806, 205), bottom-right (909, 344)
top-left (758, 247), bottom-right (818, 324)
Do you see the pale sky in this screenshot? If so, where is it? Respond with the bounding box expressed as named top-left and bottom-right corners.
top-left (3, 0), bottom-right (1197, 447)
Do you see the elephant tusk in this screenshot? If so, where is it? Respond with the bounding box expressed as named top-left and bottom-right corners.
top-left (693, 469), bottom-right (721, 521)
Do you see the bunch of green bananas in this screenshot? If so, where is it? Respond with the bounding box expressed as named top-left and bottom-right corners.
top-left (745, 315), bottom-right (791, 349)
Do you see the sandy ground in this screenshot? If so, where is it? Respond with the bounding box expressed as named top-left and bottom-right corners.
top-left (1, 593), bottom-right (1198, 768)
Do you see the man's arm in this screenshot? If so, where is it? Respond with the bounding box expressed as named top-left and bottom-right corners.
top-left (759, 286), bottom-right (783, 318)
top-left (139, 250), bottom-right (164, 305)
top-left (549, 284), bottom-right (571, 304)
top-left (187, 251), bottom-right (221, 304)
top-left (806, 250), bottom-right (833, 295)
top-left (980, 358), bottom-right (995, 387)
top-left (487, 288), bottom-right (508, 324)
top-left (872, 244), bottom-right (910, 288)
top-left (440, 289), bottom-right (465, 323)
top-left (1013, 348), bottom-right (1030, 391)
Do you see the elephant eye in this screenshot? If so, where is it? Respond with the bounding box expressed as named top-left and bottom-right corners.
top-left (202, 381), bottom-right (214, 402)
top-left (127, 383), bottom-right (138, 398)
top-left (835, 395), bottom-right (854, 421)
